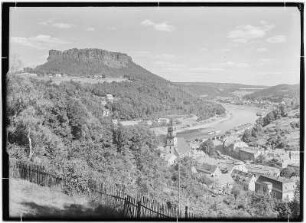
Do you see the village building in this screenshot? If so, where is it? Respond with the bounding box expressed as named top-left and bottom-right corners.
top-left (196, 163), bottom-right (221, 178)
top-left (255, 175), bottom-right (297, 201)
top-left (160, 153), bottom-right (177, 166)
top-left (246, 164), bottom-right (280, 177)
top-left (220, 161), bottom-right (248, 174)
top-left (231, 169), bottom-right (256, 191)
top-left (288, 150), bottom-right (300, 165)
top-left (238, 147), bottom-right (262, 161)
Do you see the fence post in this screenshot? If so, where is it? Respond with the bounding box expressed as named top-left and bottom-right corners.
top-left (123, 196), bottom-right (129, 217)
top-left (185, 206), bottom-right (188, 219)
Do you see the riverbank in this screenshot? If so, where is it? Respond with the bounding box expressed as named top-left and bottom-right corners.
top-left (151, 103), bottom-right (261, 141)
top-left (151, 111), bottom-right (232, 136)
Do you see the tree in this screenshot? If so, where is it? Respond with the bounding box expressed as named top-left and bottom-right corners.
top-left (199, 139), bottom-right (214, 156)
top-left (242, 129), bottom-right (255, 143)
top-left (248, 193), bottom-right (277, 217)
top-left (231, 184), bottom-right (241, 201)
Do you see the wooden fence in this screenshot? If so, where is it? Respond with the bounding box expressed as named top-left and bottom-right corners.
top-left (9, 159), bottom-right (195, 219)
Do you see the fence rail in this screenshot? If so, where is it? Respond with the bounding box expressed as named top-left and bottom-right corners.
top-left (9, 159), bottom-right (195, 219)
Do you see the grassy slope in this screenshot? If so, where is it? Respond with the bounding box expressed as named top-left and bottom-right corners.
top-left (9, 179), bottom-right (123, 219)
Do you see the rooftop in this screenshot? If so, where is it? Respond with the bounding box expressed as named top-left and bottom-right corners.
top-left (197, 163), bottom-right (218, 174)
top-left (257, 175), bottom-right (295, 184)
top-left (239, 147), bottom-right (260, 154)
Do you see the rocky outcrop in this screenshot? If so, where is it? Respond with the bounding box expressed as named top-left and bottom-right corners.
top-left (47, 48), bottom-right (132, 68)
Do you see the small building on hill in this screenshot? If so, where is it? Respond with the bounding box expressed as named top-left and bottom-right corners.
top-left (231, 169), bottom-right (256, 191)
top-left (255, 175), bottom-right (297, 201)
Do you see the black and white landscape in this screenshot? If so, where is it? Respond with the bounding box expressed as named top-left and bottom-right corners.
top-left (6, 5), bottom-right (301, 220)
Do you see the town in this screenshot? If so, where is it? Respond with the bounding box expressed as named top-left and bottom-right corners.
top-left (157, 109), bottom-right (299, 202)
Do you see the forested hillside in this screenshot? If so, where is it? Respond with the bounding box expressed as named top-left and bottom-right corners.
top-left (175, 82), bottom-right (266, 98)
top-left (243, 84), bottom-right (300, 103)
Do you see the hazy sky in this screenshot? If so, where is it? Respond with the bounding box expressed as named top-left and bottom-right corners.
top-left (10, 7), bottom-right (300, 85)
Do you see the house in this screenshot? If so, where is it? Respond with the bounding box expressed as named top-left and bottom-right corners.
top-left (231, 169), bottom-right (256, 191)
top-left (227, 163), bottom-right (248, 174)
top-left (255, 175), bottom-right (297, 201)
top-left (161, 153), bottom-right (177, 166)
top-left (55, 73), bottom-right (62, 77)
top-left (232, 141), bottom-right (249, 151)
top-left (196, 163), bottom-right (221, 178)
top-left (288, 150), bottom-right (300, 165)
top-left (238, 147), bottom-right (261, 161)
top-left (158, 118), bottom-right (170, 125)
top-left (102, 109), bottom-right (110, 117)
top-left (247, 164), bottom-right (280, 177)
top-left (106, 94), bottom-right (114, 103)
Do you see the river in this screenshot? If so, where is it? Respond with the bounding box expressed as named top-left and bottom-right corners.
top-left (176, 103), bottom-right (262, 140)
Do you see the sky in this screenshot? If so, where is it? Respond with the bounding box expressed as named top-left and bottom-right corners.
top-left (10, 6), bottom-right (301, 86)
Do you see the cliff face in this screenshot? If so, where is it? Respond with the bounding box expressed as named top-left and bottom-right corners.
top-left (47, 48), bottom-right (132, 68)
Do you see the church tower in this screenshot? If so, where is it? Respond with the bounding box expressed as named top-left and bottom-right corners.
top-left (165, 119), bottom-right (177, 153)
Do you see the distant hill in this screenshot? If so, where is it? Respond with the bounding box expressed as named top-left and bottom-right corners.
top-left (243, 84), bottom-right (300, 102)
top-left (174, 82), bottom-right (267, 98)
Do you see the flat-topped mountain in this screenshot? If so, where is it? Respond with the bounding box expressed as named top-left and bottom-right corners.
top-left (34, 48), bottom-right (152, 79)
top-left (47, 48), bottom-right (132, 68)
